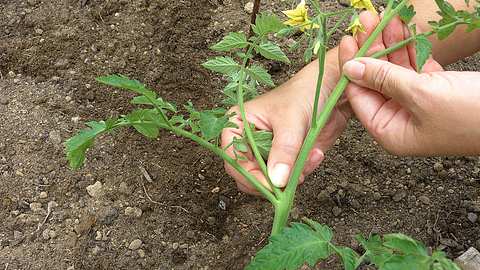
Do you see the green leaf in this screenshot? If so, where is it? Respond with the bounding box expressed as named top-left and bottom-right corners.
top-left (356, 234), bottom-right (393, 267)
top-left (415, 34), bottom-right (432, 72)
top-left (252, 130), bottom-right (272, 160)
top-left (131, 96), bottom-right (177, 112)
top-left (202, 56), bottom-right (240, 75)
top-left (233, 137), bottom-right (249, 153)
top-left (394, 0), bottom-right (416, 24)
top-left (255, 42), bottom-right (290, 64)
top-left (65, 121), bottom-right (111, 169)
top-left (246, 221), bottom-right (334, 270)
top-left (335, 247), bottom-right (360, 270)
top-left (435, 0), bottom-right (457, 19)
top-left (253, 12), bottom-right (285, 36)
top-left (381, 254), bottom-right (431, 270)
top-left (247, 65), bottom-right (275, 87)
top-left (125, 109), bottom-right (162, 138)
top-left (198, 109), bottom-right (234, 141)
top-left (383, 234), bottom-right (428, 256)
top-left (96, 74), bottom-right (156, 99)
top-left (211, 32), bottom-right (249, 52)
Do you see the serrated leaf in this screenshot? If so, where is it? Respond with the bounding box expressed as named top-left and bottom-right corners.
top-left (335, 247), bottom-right (360, 270)
top-left (253, 12), bottom-right (285, 36)
top-left (435, 0), bottom-right (457, 19)
top-left (131, 96), bottom-right (177, 112)
top-left (357, 234), bottom-right (393, 267)
top-left (199, 109), bottom-right (234, 141)
top-left (202, 56), bottom-right (240, 75)
top-left (211, 32), bottom-right (248, 52)
top-left (394, 0), bottom-right (416, 24)
top-left (65, 121), bottom-right (110, 169)
top-left (383, 234), bottom-right (428, 256)
top-left (415, 35), bottom-right (432, 72)
top-left (255, 42), bottom-right (290, 63)
top-left (247, 65), bottom-right (274, 87)
top-left (253, 130), bottom-right (272, 160)
top-left (96, 74), bottom-right (156, 99)
top-left (125, 109), bottom-right (162, 138)
top-left (382, 254), bottom-right (431, 270)
top-left (246, 222), bottom-right (334, 270)
top-left (233, 137), bottom-right (249, 153)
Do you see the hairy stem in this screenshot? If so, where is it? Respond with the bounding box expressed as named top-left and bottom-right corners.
top-left (271, 0), bottom-right (410, 234)
top-left (311, 16), bottom-right (327, 128)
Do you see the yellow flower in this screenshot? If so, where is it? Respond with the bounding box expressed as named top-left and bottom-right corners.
top-left (347, 15), bottom-right (366, 36)
top-left (282, 0), bottom-right (319, 31)
top-left (350, 0), bottom-right (377, 13)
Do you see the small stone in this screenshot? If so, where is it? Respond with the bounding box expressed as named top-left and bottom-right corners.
top-left (419, 196), bottom-right (431, 205)
top-left (124, 207), bottom-right (142, 218)
top-left (129, 239), bottom-right (142, 250)
top-left (0, 97), bottom-right (9, 105)
top-left (48, 130), bottom-right (62, 145)
top-left (118, 182), bottom-right (132, 195)
top-left (468, 213), bottom-right (478, 223)
top-left (35, 28), bottom-right (44, 35)
top-left (95, 231), bottom-right (102, 241)
top-left (42, 229), bottom-right (56, 240)
top-left (86, 181), bottom-right (104, 198)
top-left (211, 187), bottom-right (220, 193)
top-left (433, 162), bottom-right (444, 172)
top-left (138, 249), bottom-right (146, 258)
top-left (96, 206), bottom-right (118, 225)
top-left (392, 191), bottom-right (407, 202)
top-left (186, 230), bottom-right (195, 239)
top-left (198, 173), bottom-right (205, 180)
top-left (13, 230), bottom-right (23, 240)
top-left (39, 191), bottom-right (48, 199)
top-left (30, 202), bottom-right (43, 212)
top-left (437, 186), bottom-right (445, 192)
top-left (244, 1), bottom-right (254, 14)
top-left (172, 242), bottom-right (179, 250)
top-left (332, 206), bottom-right (342, 217)
top-left (92, 246), bottom-right (101, 255)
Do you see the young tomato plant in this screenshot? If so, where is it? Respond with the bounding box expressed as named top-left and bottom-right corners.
top-left (66, 0), bottom-right (479, 269)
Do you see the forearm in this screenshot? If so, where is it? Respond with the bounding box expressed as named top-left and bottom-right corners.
top-left (411, 0), bottom-right (480, 65)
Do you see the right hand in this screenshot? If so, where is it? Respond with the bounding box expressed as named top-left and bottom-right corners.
top-left (339, 13), bottom-right (480, 156)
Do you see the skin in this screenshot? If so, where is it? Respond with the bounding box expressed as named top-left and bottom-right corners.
top-left (221, 0), bottom-right (480, 195)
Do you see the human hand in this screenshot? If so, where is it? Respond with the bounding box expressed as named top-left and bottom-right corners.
top-left (340, 12), bottom-right (480, 156)
top-left (220, 49), bottom-right (350, 194)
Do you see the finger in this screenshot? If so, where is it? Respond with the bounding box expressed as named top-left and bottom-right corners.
top-left (267, 113), bottom-right (308, 188)
top-left (339, 35), bottom-right (358, 69)
top-left (356, 11), bottom-right (387, 60)
top-left (342, 57), bottom-right (421, 108)
top-left (383, 16), bottom-right (412, 69)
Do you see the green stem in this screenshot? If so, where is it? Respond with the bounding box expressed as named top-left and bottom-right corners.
top-left (271, 0), bottom-right (410, 234)
top-left (115, 120), bottom-right (278, 204)
top-left (311, 16), bottom-right (327, 128)
top-left (237, 45), bottom-right (281, 197)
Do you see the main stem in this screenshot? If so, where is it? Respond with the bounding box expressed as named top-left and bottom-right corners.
top-left (271, 0), bottom-right (408, 235)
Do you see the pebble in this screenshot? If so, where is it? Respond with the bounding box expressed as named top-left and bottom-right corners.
top-left (172, 242), bottom-right (179, 250)
top-left (332, 206), bottom-right (342, 217)
top-left (125, 207), bottom-right (142, 218)
top-left (96, 206), bottom-right (119, 225)
top-left (129, 239), bottom-right (143, 250)
top-left (211, 187), bottom-right (220, 193)
top-left (392, 191), bottom-right (407, 202)
top-left (198, 173), bottom-right (205, 181)
top-left (39, 191), bottom-right (48, 199)
top-left (95, 231), bottom-right (103, 241)
top-left (92, 246), bottom-right (101, 255)
top-left (48, 130), bottom-right (62, 145)
top-left (0, 97), bottom-right (9, 105)
top-left (42, 229), bottom-right (56, 240)
top-left (418, 196), bottom-right (431, 205)
top-left (244, 1), bottom-right (254, 14)
top-left (30, 202), bottom-right (43, 212)
top-left (86, 181), bottom-right (104, 198)
top-left (186, 230), bottom-right (195, 239)
top-left (433, 162), bottom-right (444, 172)
top-left (13, 230), bottom-right (23, 240)
top-left (437, 186), bottom-right (445, 192)
top-left (138, 249), bottom-right (146, 258)
top-left (468, 212), bottom-right (478, 223)
top-left (118, 182), bottom-right (132, 195)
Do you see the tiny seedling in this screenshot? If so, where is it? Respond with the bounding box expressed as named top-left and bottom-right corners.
top-left (66, 0), bottom-right (479, 269)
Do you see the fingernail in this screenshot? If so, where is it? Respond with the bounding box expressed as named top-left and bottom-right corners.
top-left (309, 149), bottom-right (324, 164)
top-left (269, 163), bottom-right (290, 188)
top-left (343, 60), bottom-right (365, 80)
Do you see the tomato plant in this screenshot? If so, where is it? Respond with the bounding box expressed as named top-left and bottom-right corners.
top-left (65, 0), bottom-right (479, 269)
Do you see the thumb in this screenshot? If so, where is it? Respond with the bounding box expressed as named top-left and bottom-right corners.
top-left (343, 57), bottom-right (420, 107)
top-left (267, 115), bottom-right (307, 188)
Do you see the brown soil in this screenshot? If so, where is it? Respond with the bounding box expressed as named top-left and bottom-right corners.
top-left (1, 0), bottom-right (479, 269)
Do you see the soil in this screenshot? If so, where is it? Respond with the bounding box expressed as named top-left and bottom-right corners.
top-left (1, 0), bottom-right (479, 269)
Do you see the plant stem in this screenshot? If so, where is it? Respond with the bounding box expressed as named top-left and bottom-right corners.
top-left (311, 16), bottom-right (327, 128)
top-left (271, 0), bottom-right (410, 234)
top-left (115, 120), bottom-right (278, 204)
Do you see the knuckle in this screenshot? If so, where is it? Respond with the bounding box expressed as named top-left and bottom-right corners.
top-left (372, 64), bottom-right (395, 95)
